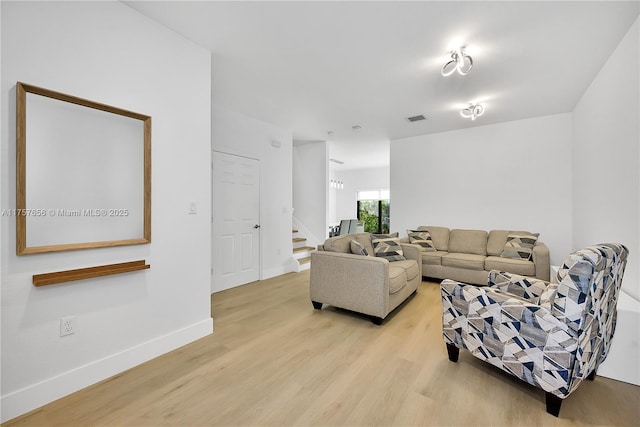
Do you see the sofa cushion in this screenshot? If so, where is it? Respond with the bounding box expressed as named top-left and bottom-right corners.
top-left (485, 256), bottom-right (536, 276)
top-left (417, 226), bottom-right (450, 251)
top-left (393, 259), bottom-right (419, 281)
top-left (323, 233), bottom-right (374, 255)
top-left (501, 231), bottom-right (539, 261)
top-left (350, 240), bottom-right (368, 256)
top-left (407, 230), bottom-right (436, 251)
top-left (353, 233), bottom-right (375, 256)
top-left (441, 253), bottom-right (486, 270)
top-left (487, 230), bottom-right (510, 256)
top-left (323, 234), bottom-right (352, 253)
top-left (448, 229), bottom-right (488, 256)
top-left (372, 237), bottom-right (406, 262)
top-left (372, 232), bottom-right (399, 239)
top-left (422, 251), bottom-right (447, 266)
top-left (388, 265), bottom-right (407, 294)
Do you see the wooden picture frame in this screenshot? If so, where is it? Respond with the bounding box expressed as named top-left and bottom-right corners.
top-left (16, 82), bottom-right (151, 255)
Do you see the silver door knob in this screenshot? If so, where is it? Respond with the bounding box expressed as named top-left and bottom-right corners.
top-left (253, 224), bottom-right (261, 229)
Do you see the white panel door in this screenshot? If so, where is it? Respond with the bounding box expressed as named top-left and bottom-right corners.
top-left (212, 151), bottom-right (260, 293)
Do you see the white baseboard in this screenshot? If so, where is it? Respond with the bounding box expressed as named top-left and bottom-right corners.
top-left (262, 264), bottom-right (296, 281)
top-left (598, 290), bottom-right (640, 386)
top-left (0, 318), bottom-right (213, 423)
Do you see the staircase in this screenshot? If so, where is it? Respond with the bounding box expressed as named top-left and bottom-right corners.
top-left (292, 229), bottom-right (314, 271)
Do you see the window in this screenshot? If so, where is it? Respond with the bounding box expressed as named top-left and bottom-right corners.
top-left (357, 190), bottom-right (390, 234)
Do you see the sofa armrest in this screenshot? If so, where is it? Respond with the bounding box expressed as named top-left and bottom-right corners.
top-left (400, 243), bottom-right (423, 278)
top-left (488, 270), bottom-right (549, 303)
top-left (310, 251), bottom-right (390, 318)
top-left (533, 241), bottom-right (550, 281)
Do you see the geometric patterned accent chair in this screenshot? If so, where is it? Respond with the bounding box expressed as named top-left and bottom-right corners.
top-left (441, 243), bottom-right (628, 417)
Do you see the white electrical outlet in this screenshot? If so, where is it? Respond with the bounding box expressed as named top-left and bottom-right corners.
top-left (60, 316), bottom-right (76, 337)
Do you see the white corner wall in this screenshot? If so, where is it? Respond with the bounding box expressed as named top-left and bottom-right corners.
top-left (573, 17), bottom-right (639, 386)
top-left (391, 114), bottom-right (573, 266)
top-left (573, 17), bottom-right (639, 302)
top-left (293, 141), bottom-right (329, 246)
top-left (211, 105), bottom-right (294, 282)
top-left (1, 1), bottom-right (213, 422)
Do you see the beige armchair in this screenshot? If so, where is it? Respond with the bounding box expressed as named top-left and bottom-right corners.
top-left (310, 233), bottom-right (422, 324)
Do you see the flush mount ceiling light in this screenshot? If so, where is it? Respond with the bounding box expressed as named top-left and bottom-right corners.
top-left (441, 47), bottom-right (473, 76)
top-left (460, 103), bottom-right (485, 120)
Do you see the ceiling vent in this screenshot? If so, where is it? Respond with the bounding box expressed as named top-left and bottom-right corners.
top-left (406, 115), bottom-right (427, 123)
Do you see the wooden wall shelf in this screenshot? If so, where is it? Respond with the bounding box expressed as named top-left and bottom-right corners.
top-left (33, 260), bottom-right (150, 287)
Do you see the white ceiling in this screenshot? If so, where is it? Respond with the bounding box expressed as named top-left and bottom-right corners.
top-left (125, 1), bottom-right (639, 170)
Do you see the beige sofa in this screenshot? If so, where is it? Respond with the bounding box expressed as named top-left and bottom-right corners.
top-left (310, 233), bottom-right (421, 324)
top-left (402, 226), bottom-right (550, 285)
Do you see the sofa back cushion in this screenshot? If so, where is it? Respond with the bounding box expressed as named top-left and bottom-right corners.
top-left (448, 229), bottom-right (488, 255)
top-left (487, 230), bottom-right (510, 256)
top-left (353, 233), bottom-right (375, 256)
top-left (323, 234), bottom-right (352, 253)
top-left (416, 226), bottom-right (450, 251)
top-left (323, 233), bottom-right (374, 256)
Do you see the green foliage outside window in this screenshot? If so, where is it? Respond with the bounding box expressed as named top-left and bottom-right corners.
top-left (358, 199), bottom-right (390, 234)
top-left (380, 200), bottom-right (390, 234)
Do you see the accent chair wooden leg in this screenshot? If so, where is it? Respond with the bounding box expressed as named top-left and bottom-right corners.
top-left (311, 301), bottom-right (322, 310)
top-left (446, 343), bottom-right (459, 362)
top-left (545, 392), bottom-right (563, 417)
top-left (587, 370), bottom-right (596, 381)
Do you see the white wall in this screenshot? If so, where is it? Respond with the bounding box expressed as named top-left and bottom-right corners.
top-left (292, 141), bottom-right (328, 246)
top-left (211, 105), bottom-right (294, 281)
top-left (573, 18), bottom-right (639, 386)
top-left (1, 1), bottom-right (213, 422)
top-left (573, 17), bottom-right (639, 301)
top-left (391, 114), bottom-right (573, 265)
top-left (334, 166), bottom-right (390, 225)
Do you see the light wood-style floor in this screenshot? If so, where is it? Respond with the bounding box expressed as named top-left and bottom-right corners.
top-left (5, 271), bottom-right (640, 426)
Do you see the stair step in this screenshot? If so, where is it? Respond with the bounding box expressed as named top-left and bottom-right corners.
top-left (292, 237), bottom-right (306, 243)
top-left (298, 256), bottom-right (311, 264)
top-left (293, 246), bottom-right (314, 253)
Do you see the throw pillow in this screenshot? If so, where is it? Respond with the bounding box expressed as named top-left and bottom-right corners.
top-left (501, 231), bottom-right (540, 261)
top-left (350, 240), bottom-right (368, 256)
top-left (372, 236), bottom-right (405, 262)
top-left (407, 229), bottom-right (436, 252)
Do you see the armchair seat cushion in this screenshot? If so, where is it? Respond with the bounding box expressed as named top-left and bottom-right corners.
top-left (485, 256), bottom-right (535, 276)
top-left (389, 260), bottom-right (420, 294)
top-left (388, 267), bottom-right (407, 294)
top-left (442, 253), bottom-right (486, 270)
top-left (422, 250), bottom-right (447, 266)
